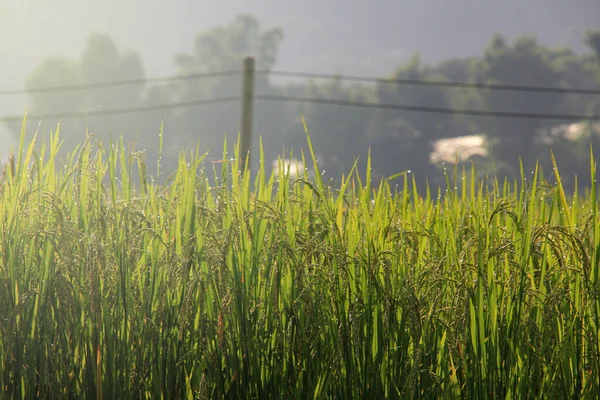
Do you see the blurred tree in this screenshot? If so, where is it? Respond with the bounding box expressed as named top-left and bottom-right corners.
top-left (581, 31), bottom-right (600, 165)
top-left (431, 58), bottom-right (487, 138)
top-left (472, 34), bottom-right (566, 172)
top-left (433, 57), bottom-right (474, 83)
top-left (14, 33), bottom-right (146, 159)
top-left (157, 14), bottom-right (288, 173)
top-left (372, 56), bottom-right (453, 183)
top-left (80, 33), bottom-right (145, 111)
top-left (585, 30), bottom-right (600, 60)
top-left (283, 77), bottom-right (377, 179)
top-left (547, 46), bottom-right (600, 123)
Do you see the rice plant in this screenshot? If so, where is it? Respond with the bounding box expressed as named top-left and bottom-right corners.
top-left (0, 117), bottom-right (599, 399)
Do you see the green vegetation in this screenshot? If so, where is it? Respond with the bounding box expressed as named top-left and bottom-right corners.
top-left (1, 118), bottom-right (600, 398)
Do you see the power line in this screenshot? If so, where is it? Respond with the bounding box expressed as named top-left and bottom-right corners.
top-left (0, 96), bottom-right (241, 123)
top-left (260, 70), bottom-right (600, 96)
top-left (1, 94), bottom-right (596, 124)
top-left (0, 70), bottom-right (242, 96)
top-left (255, 94), bottom-right (599, 121)
top-left (3, 68), bottom-right (600, 97)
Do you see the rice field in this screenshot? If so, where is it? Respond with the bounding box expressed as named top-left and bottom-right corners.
top-left (1, 118), bottom-right (600, 399)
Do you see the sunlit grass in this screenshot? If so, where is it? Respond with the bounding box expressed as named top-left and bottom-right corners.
top-left (1, 117), bottom-right (599, 398)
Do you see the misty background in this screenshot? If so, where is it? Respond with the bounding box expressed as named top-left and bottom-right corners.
top-left (1, 0), bottom-right (600, 190)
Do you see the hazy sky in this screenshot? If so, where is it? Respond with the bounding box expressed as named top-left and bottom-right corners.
top-left (1, 0), bottom-right (599, 152)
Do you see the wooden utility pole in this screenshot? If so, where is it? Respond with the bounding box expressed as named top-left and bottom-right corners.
top-left (239, 57), bottom-right (255, 174)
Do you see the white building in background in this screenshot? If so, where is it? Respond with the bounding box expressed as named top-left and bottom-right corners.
top-left (272, 158), bottom-right (304, 178)
top-left (429, 135), bottom-right (489, 164)
top-left (428, 122), bottom-right (600, 166)
top-left (272, 153), bottom-right (323, 180)
top-left (272, 158), bottom-right (311, 179)
top-left (271, 122), bottom-right (598, 175)
top-left (535, 122), bottom-right (600, 145)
